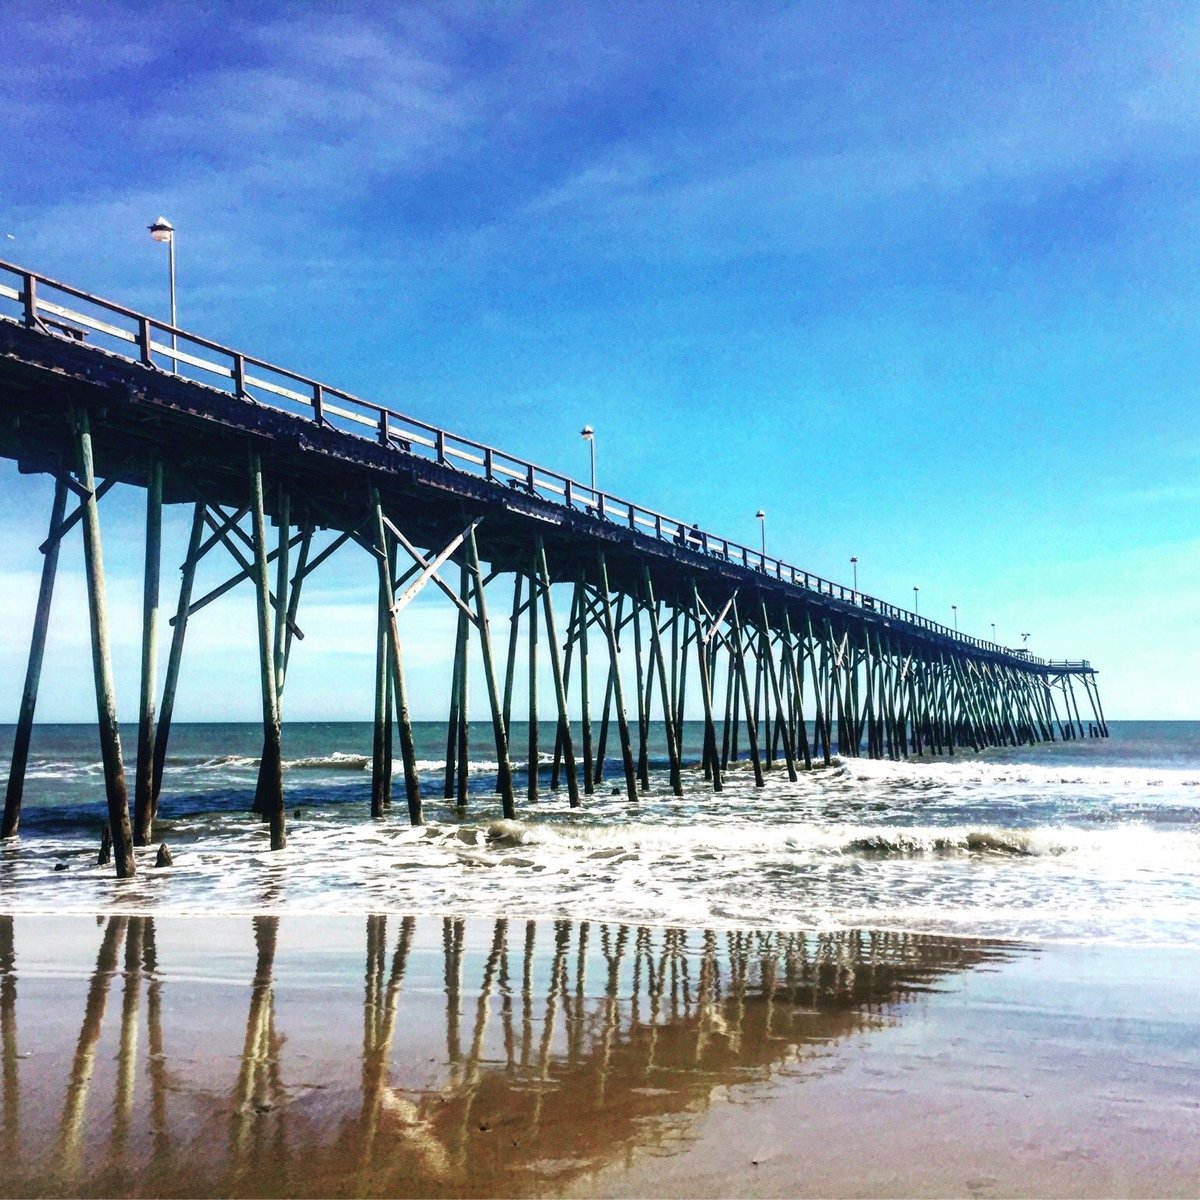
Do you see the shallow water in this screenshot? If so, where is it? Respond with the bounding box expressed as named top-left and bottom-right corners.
top-left (2, 721), bottom-right (1198, 945)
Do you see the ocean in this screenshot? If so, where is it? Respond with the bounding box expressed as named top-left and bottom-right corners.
top-left (1, 720), bottom-right (1197, 944)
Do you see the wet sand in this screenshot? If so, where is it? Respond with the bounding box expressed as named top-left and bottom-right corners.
top-left (0, 915), bottom-right (1196, 1198)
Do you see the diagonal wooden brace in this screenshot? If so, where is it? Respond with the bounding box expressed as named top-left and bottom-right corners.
top-left (382, 514), bottom-right (481, 625)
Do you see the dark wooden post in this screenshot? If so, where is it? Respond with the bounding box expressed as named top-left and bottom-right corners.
top-left (690, 583), bottom-right (723, 792)
top-left (760, 603), bottom-right (798, 781)
top-left (535, 539), bottom-right (580, 807)
top-left (151, 503), bottom-right (205, 811)
top-left (502, 574), bottom-right (523, 745)
top-left (631, 586), bottom-right (650, 791)
top-left (133, 460), bottom-right (162, 846)
top-left (373, 528), bottom-right (392, 818)
top-left (76, 410), bottom-right (135, 877)
top-left (641, 567), bottom-right (683, 796)
top-left (369, 490), bottom-right (423, 826)
top-left (248, 453), bottom-right (284, 849)
top-left (597, 552), bottom-right (638, 802)
top-left (527, 562), bottom-right (539, 804)
top-left (456, 558), bottom-right (470, 806)
top-left (731, 600), bottom-right (764, 787)
top-left (465, 528), bottom-right (517, 819)
top-left (577, 571), bottom-right (595, 794)
top-left (2, 478), bottom-right (67, 838)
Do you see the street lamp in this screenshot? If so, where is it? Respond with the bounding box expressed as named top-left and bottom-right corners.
top-left (913, 585), bottom-right (919, 616)
top-left (1021, 632), bottom-right (1030, 645)
top-left (148, 216), bottom-right (176, 368)
top-left (756, 509), bottom-right (766, 561)
top-left (952, 604), bottom-right (958, 633)
top-left (580, 425), bottom-right (595, 499)
top-left (991, 622), bottom-right (997, 643)
top-left (850, 556), bottom-right (858, 594)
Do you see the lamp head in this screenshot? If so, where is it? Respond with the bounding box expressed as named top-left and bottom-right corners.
top-left (149, 216), bottom-right (174, 243)
top-left (755, 509), bottom-right (765, 520)
top-left (580, 425), bottom-right (594, 440)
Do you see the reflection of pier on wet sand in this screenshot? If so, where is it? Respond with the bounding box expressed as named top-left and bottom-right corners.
top-left (0, 914), bottom-right (1017, 1197)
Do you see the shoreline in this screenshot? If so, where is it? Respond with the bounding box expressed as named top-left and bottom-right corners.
top-left (1, 914), bottom-right (1198, 1198)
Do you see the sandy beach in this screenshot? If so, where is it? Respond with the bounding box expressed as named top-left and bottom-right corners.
top-left (0, 914), bottom-right (1196, 1198)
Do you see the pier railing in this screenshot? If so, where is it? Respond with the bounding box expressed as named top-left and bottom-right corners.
top-left (0, 259), bottom-right (1039, 664)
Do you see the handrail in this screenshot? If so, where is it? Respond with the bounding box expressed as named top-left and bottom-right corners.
top-left (0, 259), bottom-right (1048, 667)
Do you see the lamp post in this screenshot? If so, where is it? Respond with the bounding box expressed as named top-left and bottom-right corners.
top-left (148, 217), bottom-right (176, 369)
top-left (913, 585), bottom-right (919, 616)
top-left (580, 425), bottom-right (595, 501)
top-left (756, 509), bottom-right (766, 561)
top-left (850, 556), bottom-right (858, 595)
top-left (991, 622), bottom-right (997, 643)
top-left (952, 604), bottom-right (958, 633)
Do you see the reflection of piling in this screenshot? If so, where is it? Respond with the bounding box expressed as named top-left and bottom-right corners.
top-left (0, 914), bottom-right (1026, 1196)
top-left (141, 919), bottom-right (170, 1171)
top-left (229, 915), bottom-right (282, 1187)
top-left (443, 917), bottom-right (465, 1077)
top-left (0, 916), bottom-right (17, 1162)
top-left (111, 918), bottom-right (145, 1176)
top-left (359, 915), bottom-right (414, 1183)
top-left (57, 916), bottom-right (128, 1185)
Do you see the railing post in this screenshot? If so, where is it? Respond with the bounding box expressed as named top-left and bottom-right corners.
top-left (628, 504), bottom-right (636, 530)
top-left (484, 448), bottom-right (494, 481)
top-left (312, 383), bottom-right (325, 426)
top-left (22, 273), bottom-right (37, 328)
top-left (564, 479), bottom-right (573, 508)
top-left (232, 354), bottom-right (246, 397)
top-left (138, 317), bottom-right (153, 366)
top-left (379, 409), bottom-right (390, 447)
top-left (436, 430), bottom-right (446, 464)
top-left (526, 463), bottom-right (535, 492)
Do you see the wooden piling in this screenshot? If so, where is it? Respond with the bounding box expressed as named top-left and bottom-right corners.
top-left (527, 562), bottom-right (539, 804)
top-left (535, 539), bottom-right (580, 807)
top-left (690, 583), bottom-right (723, 792)
top-left (2, 478), bottom-right (67, 839)
top-left (731, 600), bottom-right (764, 787)
top-left (133, 461), bottom-right (162, 846)
top-left (248, 453), bottom-right (284, 849)
top-left (760, 602), bottom-right (798, 781)
top-left (597, 553), bottom-right (638, 802)
top-left (465, 528), bottom-right (517, 820)
top-left (456, 558), bottom-right (470, 807)
top-left (369, 490), bottom-right (423, 826)
top-left (151, 503), bottom-right (205, 811)
top-left (373, 529), bottom-right (392, 818)
top-left (641, 567), bottom-right (683, 796)
top-left (75, 410), bottom-right (135, 877)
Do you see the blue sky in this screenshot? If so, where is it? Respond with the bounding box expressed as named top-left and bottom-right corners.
top-left (1, 0), bottom-right (1197, 721)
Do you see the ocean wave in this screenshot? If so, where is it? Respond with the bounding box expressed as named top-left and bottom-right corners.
top-left (287, 752), bottom-right (372, 771)
top-left (843, 757), bottom-right (1200, 790)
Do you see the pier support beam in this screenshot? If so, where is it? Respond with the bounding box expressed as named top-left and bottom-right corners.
top-left (133, 459), bottom-right (162, 847)
top-left (597, 553), bottom-right (638, 803)
top-left (248, 453), bottom-right (284, 849)
top-left (2, 478), bottom-right (67, 839)
top-left (76, 410), bottom-right (135, 877)
top-left (151, 503), bottom-right (205, 810)
top-left (465, 528), bottom-right (516, 819)
top-left (535, 539), bottom-right (580, 807)
top-left (370, 490), bottom-right (423, 826)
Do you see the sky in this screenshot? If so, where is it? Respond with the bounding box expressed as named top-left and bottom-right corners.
top-left (0, 0), bottom-right (1197, 722)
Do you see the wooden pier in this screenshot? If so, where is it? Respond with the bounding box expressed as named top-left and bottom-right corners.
top-left (0, 260), bottom-right (1107, 876)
